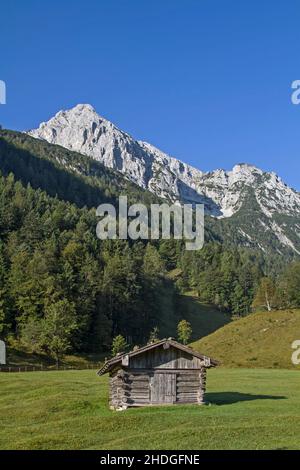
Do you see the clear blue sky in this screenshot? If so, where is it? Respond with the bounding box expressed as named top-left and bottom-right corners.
top-left (1, 0), bottom-right (300, 190)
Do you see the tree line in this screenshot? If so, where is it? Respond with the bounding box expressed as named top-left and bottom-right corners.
top-left (177, 243), bottom-right (300, 314)
top-left (0, 172), bottom-right (171, 363)
top-left (0, 170), bottom-right (299, 363)
top-left (252, 264), bottom-right (300, 311)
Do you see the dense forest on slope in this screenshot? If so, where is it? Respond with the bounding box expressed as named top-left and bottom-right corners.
top-left (177, 247), bottom-right (300, 314)
top-left (0, 171), bottom-right (175, 352)
top-left (0, 130), bottom-right (299, 359)
top-left (0, 130), bottom-right (160, 208)
top-left (1, 130), bottom-right (299, 261)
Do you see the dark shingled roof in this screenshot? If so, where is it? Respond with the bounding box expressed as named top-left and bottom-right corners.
top-left (97, 338), bottom-right (219, 376)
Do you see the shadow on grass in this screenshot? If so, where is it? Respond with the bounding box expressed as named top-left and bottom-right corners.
top-left (176, 295), bottom-right (231, 341)
top-left (205, 391), bottom-right (286, 405)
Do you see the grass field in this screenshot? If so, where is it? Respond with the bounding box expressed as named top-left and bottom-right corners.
top-left (1, 368), bottom-right (299, 450)
top-left (192, 309), bottom-right (300, 369)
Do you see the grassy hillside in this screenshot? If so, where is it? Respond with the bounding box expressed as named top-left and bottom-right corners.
top-left (191, 309), bottom-right (300, 369)
top-left (175, 293), bottom-right (231, 341)
top-left (0, 368), bottom-right (299, 450)
top-left (4, 347), bottom-right (105, 369)
top-left (157, 286), bottom-right (231, 341)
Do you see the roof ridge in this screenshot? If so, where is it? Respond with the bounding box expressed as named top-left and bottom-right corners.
top-left (97, 338), bottom-right (218, 376)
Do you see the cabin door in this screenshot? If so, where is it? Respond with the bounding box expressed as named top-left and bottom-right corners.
top-left (150, 372), bottom-right (176, 404)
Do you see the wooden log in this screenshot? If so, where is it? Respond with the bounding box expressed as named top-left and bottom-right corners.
top-left (124, 379), bottom-right (150, 386)
top-left (177, 392), bottom-right (199, 397)
top-left (124, 375), bottom-right (151, 382)
top-left (123, 397), bottom-right (150, 404)
top-left (177, 386), bottom-right (198, 392)
top-left (121, 381), bottom-right (149, 388)
top-left (177, 381), bottom-right (199, 388)
top-left (177, 375), bottom-right (199, 382)
top-left (124, 390), bottom-right (149, 397)
top-left (197, 369), bottom-right (206, 404)
top-left (176, 398), bottom-right (198, 403)
top-left (110, 376), bottom-right (124, 384)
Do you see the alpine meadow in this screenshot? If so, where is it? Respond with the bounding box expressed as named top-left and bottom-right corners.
top-left (1, 0), bottom-right (300, 455)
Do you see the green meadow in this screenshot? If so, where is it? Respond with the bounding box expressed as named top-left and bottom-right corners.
top-left (0, 368), bottom-right (299, 450)
top-left (192, 309), bottom-right (300, 369)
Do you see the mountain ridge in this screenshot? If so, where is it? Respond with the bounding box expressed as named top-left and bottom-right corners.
top-left (0, 128), bottom-right (298, 257)
top-left (28, 104), bottom-right (300, 210)
top-left (21, 103), bottom-right (300, 255)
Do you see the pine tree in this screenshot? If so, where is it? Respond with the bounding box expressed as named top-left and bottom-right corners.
top-left (177, 320), bottom-right (192, 345)
top-left (143, 244), bottom-right (165, 278)
top-left (111, 335), bottom-right (128, 357)
top-left (148, 326), bottom-right (160, 344)
top-left (41, 300), bottom-right (77, 366)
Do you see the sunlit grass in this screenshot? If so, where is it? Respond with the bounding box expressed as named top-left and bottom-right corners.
top-left (0, 368), bottom-right (299, 450)
top-left (192, 309), bottom-right (300, 369)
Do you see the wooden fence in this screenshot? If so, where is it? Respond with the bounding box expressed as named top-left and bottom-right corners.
top-left (0, 363), bottom-right (103, 373)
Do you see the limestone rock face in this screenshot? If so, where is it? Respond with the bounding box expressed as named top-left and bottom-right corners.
top-left (27, 104), bottom-right (300, 254)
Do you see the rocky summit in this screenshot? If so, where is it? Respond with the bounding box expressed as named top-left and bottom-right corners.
top-left (27, 104), bottom-right (300, 255)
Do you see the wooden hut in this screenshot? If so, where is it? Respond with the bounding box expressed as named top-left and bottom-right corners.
top-left (97, 338), bottom-right (218, 410)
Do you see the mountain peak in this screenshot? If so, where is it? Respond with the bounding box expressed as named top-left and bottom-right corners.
top-left (73, 103), bottom-right (96, 112)
top-left (26, 105), bottom-right (300, 240)
top-left (232, 163), bottom-right (260, 171)
top-left (63, 103), bottom-right (102, 122)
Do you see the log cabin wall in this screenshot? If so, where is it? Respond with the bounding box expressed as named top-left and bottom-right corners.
top-left (129, 345), bottom-right (203, 370)
top-left (109, 369), bottom-right (126, 409)
top-left (109, 368), bottom-right (151, 409)
top-left (176, 368), bottom-right (206, 404)
top-left (108, 366), bottom-right (207, 409)
top-left (105, 342), bottom-right (214, 409)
